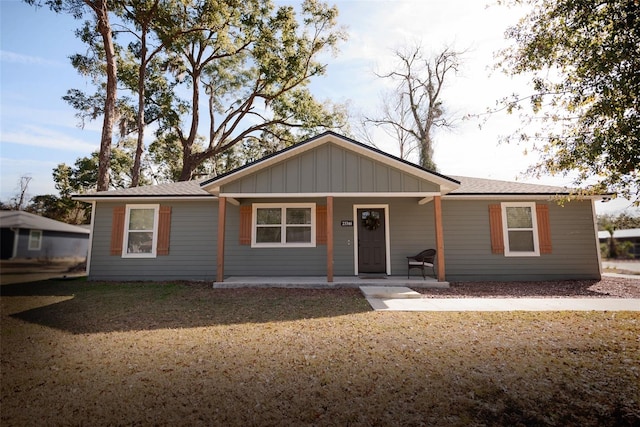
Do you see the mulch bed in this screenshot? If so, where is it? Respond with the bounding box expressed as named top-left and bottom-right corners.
top-left (419, 276), bottom-right (640, 298)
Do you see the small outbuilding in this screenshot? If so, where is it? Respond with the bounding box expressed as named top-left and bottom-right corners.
top-left (0, 211), bottom-right (90, 261)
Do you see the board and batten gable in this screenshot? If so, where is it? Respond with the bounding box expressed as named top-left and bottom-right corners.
top-left (89, 200), bottom-right (218, 281)
top-left (220, 143), bottom-right (441, 195)
top-left (441, 199), bottom-right (600, 281)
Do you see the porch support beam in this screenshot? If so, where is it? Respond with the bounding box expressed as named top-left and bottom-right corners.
top-left (226, 197), bottom-right (240, 206)
top-left (327, 196), bottom-right (334, 282)
top-left (434, 195), bottom-right (446, 281)
top-left (418, 196), bottom-right (433, 205)
top-left (216, 197), bottom-right (226, 282)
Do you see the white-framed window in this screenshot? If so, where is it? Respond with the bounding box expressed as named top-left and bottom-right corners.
top-left (501, 202), bottom-right (540, 257)
top-left (252, 203), bottom-right (316, 248)
top-left (28, 230), bottom-right (42, 251)
top-left (123, 204), bottom-right (159, 258)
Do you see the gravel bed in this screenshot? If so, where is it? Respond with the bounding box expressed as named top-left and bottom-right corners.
top-left (419, 276), bottom-right (640, 298)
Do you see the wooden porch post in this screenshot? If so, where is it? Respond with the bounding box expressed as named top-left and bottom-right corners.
top-left (327, 196), bottom-right (334, 282)
top-left (216, 197), bottom-right (226, 282)
top-left (434, 195), bottom-right (446, 281)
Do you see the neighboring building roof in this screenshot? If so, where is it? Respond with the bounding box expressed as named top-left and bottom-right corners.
top-left (598, 228), bottom-right (640, 239)
top-left (0, 211), bottom-right (90, 234)
top-left (74, 179), bottom-right (214, 201)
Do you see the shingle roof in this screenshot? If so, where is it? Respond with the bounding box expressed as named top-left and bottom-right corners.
top-left (74, 174), bottom-right (574, 199)
top-left (74, 179), bottom-right (213, 200)
top-left (0, 211), bottom-right (90, 234)
top-left (448, 176), bottom-right (572, 195)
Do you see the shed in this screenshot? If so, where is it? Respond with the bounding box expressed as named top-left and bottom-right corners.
top-left (0, 211), bottom-right (90, 260)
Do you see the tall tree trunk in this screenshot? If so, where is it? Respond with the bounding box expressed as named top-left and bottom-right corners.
top-left (179, 153), bottom-right (196, 181)
top-left (92, 0), bottom-right (116, 192)
top-left (178, 67), bottom-right (201, 181)
top-left (131, 27), bottom-right (147, 187)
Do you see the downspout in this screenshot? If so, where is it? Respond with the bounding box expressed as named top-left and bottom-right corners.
top-left (86, 201), bottom-right (96, 277)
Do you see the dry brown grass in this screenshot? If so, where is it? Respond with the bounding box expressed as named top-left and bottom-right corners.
top-left (2, 279), bottom-right (639, 426)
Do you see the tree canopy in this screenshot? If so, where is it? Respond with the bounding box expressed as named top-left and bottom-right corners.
top-left (497, 0), bottom-right (639, 203)
top-left (29, 0), bottom-right (348, 188)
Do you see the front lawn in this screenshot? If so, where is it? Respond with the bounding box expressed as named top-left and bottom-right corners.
top-left (1, 279), bottom-right (638, 426)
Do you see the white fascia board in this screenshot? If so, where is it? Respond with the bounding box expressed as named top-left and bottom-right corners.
top-left (201, 134), bottom-right (333, 193)
top-left (442, 194), bottom-right (600, 201)
top-left (219, 192), bottom-right (442, 199)
top-left (201, 133), bottom-right (460, 194)
top-left (328, 137), bottom-right (459, 191)
top-left (73, 196), bottom-right (217, 203)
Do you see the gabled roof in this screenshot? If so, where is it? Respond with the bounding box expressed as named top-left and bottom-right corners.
top-left (73, 132), bottom-right (590, 201)
top-left (0, 211), bottom-right (90, 234)
top-left (200, 131), bottom-right (461, 194)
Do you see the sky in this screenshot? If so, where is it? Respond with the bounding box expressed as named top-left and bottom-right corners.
top-left (0, 0), bottom-right (637, 217)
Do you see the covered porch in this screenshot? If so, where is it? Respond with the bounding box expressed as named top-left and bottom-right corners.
top-left (215, 194), bottom-right (448, 284)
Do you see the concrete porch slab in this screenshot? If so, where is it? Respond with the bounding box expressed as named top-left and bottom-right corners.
top-left (213, 276), bottom-right (449, 289)
top-left (359, 286), bottom-right (422, 299)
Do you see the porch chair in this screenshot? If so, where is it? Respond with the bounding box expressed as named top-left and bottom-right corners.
top-left (407, 249), bottom-right (436, 279)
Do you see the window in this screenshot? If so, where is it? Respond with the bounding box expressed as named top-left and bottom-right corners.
top-left (501, 202), bottom-right (540, 256)
top-left (28, 230), bottom-right (42, 251)
top-left (252, 203), bottom-right (315, 247)
top-left (123, 205), bottom-right (159, 257)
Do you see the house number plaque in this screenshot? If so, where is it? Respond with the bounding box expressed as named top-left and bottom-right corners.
top-left (341, 220), bottom-right (354, 227)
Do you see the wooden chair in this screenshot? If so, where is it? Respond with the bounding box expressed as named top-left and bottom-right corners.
top-left (407, 249), bottom-right (436, 279)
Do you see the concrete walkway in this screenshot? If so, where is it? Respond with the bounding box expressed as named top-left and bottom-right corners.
top-left (360, 286), bottom-right (640, 312)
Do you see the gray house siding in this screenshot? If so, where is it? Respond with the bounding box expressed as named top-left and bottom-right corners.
top-left (89, 201), bottom-right (218, 281)
top-left (221, 144), bottom-right (440, 194)
top-left (441, 199), bottom-right (600, 281)
top-left (10, 229), bottom-right (89, 260)
top-left (87, 197), bottom-right (599, 282)
top-left (223, 198), bottom-right (328, 276)
top-left (387, 198), bottom-right (436, 275)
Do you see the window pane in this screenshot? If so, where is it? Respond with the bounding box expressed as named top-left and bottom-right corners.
top-left (256, 227), bottom-right (281, 243)
top-left (257, 208), bottom-right (281, 225)
top-left (286, 227), bottom-right (311, 243)
top-left (506, 207), bottom-right (532, 228)
top-left (508, 230), bottom-right (534, 252)
top-left (286, 208), bottom-right (311, 225)
top-left (29, 231), bottom-right (42, 249)
top-left (129, 209), bottom-right (155, 230)
top-left (127, 232), bottom-right (153, 253)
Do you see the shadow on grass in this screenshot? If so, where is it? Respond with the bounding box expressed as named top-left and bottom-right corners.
top-left (1, 279), bottom-right (372, 334)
